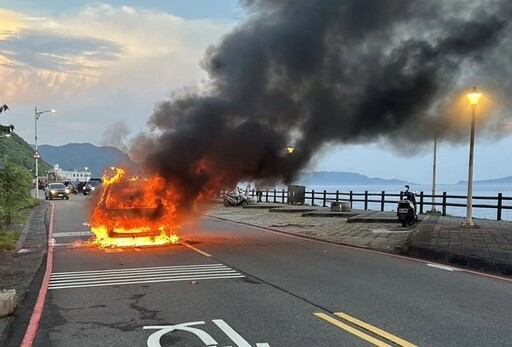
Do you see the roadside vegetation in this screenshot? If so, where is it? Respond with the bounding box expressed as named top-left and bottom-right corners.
top-left (1, 104), bottom-right (46, 250)
top-left (0, 161), bottom-right (37, 250)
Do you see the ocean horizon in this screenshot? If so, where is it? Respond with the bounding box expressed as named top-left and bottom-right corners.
top-left (303, 184), bottom-right (512, 221)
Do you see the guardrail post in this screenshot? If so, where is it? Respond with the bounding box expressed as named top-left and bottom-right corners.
top-left (273, 189), bottom-right (277, 203)
top-left (419, 191), bottom-right (424, 214)
top-left (442, 192), bottom-right (447, 216)
top-left (349, 191), bottom-right (353, 209)
top-left (311, 190), bottom-right (315, 206)
top-left (265, 189), bottom-right (269, 202)
top-left (497, 193), bottom-right (503, 221)
top-left (323, 190), bottom-right (327, 207)
top-left (282, 189), bottom-right (285, 203)
top-left (336, 190), bottom-right (339, 203)
top-left (364, 190), bottom-right (368, 210)
top-left (380, 191), bottom-right (385, 211)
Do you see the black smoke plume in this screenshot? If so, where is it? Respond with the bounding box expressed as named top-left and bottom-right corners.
top-left (132, 0), bottom-right (512, 207)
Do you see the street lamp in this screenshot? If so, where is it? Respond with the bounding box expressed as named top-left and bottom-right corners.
top-left (464, 87), bottom-right (482, 227)
top-left (34, 107), bottom-right (56, 198)
top-left (431, 135), bottom-right (437, 212)
top-left (287, 146), bottom-right (295, 154)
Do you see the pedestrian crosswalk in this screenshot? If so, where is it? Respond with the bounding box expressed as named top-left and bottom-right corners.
top-left (48, 264), bottom-right (245, 290)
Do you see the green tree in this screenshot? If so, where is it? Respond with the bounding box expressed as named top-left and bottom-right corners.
top-left (1, 104), bottom-right (15, 135)
top-left (0, 161), bottom-right (33, 226)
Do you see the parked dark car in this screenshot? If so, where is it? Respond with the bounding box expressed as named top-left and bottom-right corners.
top-left (83, 180), bottom-right (102, 195)
top-left (45, 182), bottom-right (70, 200)
top-left (63, 181), bottom-right (78, 195)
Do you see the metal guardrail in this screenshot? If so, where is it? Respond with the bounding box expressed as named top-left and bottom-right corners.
top-left (220, 189), bottom-right (512, 221)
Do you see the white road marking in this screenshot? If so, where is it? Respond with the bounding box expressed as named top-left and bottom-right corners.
top-left (427, 264), bottom-right (459, 272)
top-left (82, 222), bottom-right (90, 226)
top-left (145, 322), bottom-right (217, 347)
top-left (49, 264), bottom-right (244, 289)
top-left (213, 319), bottom-right (251, 347)
top-left (144, 320), bottom-right (270, 347)
top-left (53, 231), bottom-right (92, 237)
top-left (52, 263), bottom-right (224, 275)
top-left (183, 242), bottom-right (213, 257)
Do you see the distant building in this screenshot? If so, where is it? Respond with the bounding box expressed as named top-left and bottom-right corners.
top-left (51, 164), bottom-right (91, 182)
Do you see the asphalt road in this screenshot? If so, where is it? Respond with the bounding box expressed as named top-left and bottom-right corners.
top-left (14, 195), bottom-right (512, 346)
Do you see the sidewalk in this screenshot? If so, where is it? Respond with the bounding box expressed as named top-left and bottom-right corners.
top-left (207, 203), bottom-right (512, 276)
top-left (0, 202), bottom-right (50, 345)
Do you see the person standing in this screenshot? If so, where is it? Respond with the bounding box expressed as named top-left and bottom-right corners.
top-left (255, 182), bottom-right (263, 203)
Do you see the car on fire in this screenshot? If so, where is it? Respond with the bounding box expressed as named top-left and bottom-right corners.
top-left (96, 180), bottom-right (169, 239)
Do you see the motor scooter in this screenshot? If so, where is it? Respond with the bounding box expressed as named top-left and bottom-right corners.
top-left (223, 187), bottom-right (249, 207)
top-left (397, 185), bottom-right (418, 227)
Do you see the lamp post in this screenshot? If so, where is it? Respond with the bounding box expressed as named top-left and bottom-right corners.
top-left (464, 87), bottom-right (482, 227)
top-left (34, 107), bottom-right (56, 198)
top-left (431, 135), bottom-right (437, 212)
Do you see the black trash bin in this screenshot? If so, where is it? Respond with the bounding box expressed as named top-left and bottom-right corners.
top-left (288, 185), bottom-right (305, 204)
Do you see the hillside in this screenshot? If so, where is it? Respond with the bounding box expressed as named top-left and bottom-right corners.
top-left (38, 143), bottom-right (133, 177)
top-left (0, 133), bottom-right (52, 174)
top-left (295, 171), bottom-right (412, 186)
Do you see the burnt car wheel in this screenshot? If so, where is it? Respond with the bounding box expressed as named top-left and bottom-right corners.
top-left (223, 200), bottom-right (231, 207)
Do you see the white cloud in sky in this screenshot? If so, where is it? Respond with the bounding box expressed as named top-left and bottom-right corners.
top-left (0, 5), bottom-right (231, 104)
top-left (0, 3), bottom-right (232, 150)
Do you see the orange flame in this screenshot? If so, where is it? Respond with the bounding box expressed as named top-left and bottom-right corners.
top-left (90, 168), bottom-right (181, 248)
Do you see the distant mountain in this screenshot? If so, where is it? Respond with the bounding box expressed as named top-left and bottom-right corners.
top-left (295, 171), bottom-right (412, 186)
top-left (456, 176), bottom-right (512, 186)
top-left (37, 143), bottom-right (133, 177)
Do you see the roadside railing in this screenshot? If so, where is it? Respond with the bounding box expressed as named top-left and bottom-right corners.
top-left (220, 189), bottom-right (512, 221)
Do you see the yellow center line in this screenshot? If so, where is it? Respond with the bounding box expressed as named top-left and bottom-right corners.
top-left (182, 242), bottom-right (213, 257)
top-left (314, 313), bottom-right (392, 347)
top-left (334, 312), bottom-right (417, 347)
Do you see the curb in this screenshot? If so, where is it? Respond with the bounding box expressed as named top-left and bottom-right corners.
top-left (206, 215), bottom-right (405, 255)
top-left (207, 213), bottom-right (512, 278)
top-left (0, 201), bottom-right (51, 346)
top-left (404, 245), bottom-right (512, 276)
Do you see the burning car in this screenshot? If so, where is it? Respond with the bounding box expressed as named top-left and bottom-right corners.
top-left (90, 168), bottom-right (180, 248)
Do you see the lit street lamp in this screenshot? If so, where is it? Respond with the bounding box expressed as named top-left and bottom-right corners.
top-left (34, 107), bottom-right (56, 198)
top-left (287, 146), bottom-right (295, 154)
top-left (464, 87), bottom-right (482, 227)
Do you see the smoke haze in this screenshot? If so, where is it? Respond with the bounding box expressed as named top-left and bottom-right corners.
top-left (131, 0), bottom-right (512, 205)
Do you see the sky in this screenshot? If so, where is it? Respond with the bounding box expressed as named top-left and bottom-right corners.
top-left (1, 0), bottom-right (511, 185)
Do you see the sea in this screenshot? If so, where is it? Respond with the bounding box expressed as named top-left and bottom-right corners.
top-left (301, 184), bottom-right (512, 221)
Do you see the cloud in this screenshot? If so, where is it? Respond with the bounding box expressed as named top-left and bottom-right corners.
top-left (0, 4), bottom-right (232, 104)
top-left (0, 28), bottom-right (123, 72)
